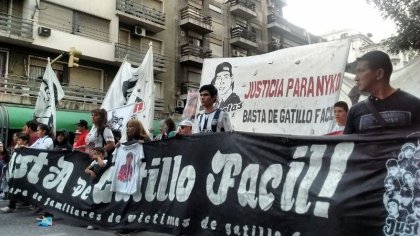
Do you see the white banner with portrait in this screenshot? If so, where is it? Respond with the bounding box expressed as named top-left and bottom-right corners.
top-left (199, 40), bottom-right (351, 135)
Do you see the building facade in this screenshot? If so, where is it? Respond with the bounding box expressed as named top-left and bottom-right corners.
top-left (0, 0), bottom-right (321, 118)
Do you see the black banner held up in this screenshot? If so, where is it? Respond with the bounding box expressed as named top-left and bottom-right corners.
top-left (8, 130), bottom-right (420, 235)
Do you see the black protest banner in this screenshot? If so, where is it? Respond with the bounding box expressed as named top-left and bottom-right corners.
top-left (8, 129), bottom-right (420, 235)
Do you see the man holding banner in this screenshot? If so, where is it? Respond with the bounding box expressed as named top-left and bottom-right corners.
top-left (344, 51), bottom-right (420, 134)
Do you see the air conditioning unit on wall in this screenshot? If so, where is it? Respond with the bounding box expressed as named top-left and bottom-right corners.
top-left (133, 26), bottom-right (146, 37)
top-left (38, 26), bottom-right (51, 37)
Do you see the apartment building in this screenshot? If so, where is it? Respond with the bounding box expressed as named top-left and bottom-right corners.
top-left (323, 29), bottom-right (414, 70)
top-left (0, 0), bottom-right (321, 127)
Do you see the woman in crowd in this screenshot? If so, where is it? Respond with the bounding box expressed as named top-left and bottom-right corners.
top-left (53, 129), bottom-right (73, 151)
top-left (30, 123), bottom-right (54, 150)
top-left (154, 118), bottom-right (176, 140)
top-left (86, 108), bottom-right (115, 158)
top-left (126, 119), bottom-right (151, 143)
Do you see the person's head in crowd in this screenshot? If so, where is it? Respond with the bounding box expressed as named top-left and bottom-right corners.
top-left (400, 143), bottom-right (416, 160)
top-left (386, 198), bottom-right (400, 217)
top-left (355, 50), bottom-right (393, 93)
top-left (54, 129), bottom-right (72, 150)
top-left (199, 84), bottom-right (218, 109)
top-left (333, 101), bottom-right (348, 127)
top-left (211, 62), bottom-right (234, 97)
top-left (36, 123), bottom-right (51, 138)
top-left (90, 146), bottom-right (105, 161)
top-left (125, 152), bottom-right (134, 165)
top-left (403, 171), bottom-right (415, 188)
top-left (91, 108), bottom-right (108, 128)
top-left (413, 198), bottom-right (420, 217)
top-left (24, 120), bottom-right (38, 134)
top-left (384, 175), bottom-right (400, 192)
top-left (16, 132), bottom-right (30, 148)
top-left (126, 119), bottom-right (150, 142)
top-left (386, 159), bottom-right (400, 177)
top-left (400, 186), bottom-right (413, 207)
top-left (76, 119), bottom-right (88, 132)
top-left (415, 170), bottom-right (420, 186)
top-left (414, 146), bottom-right (420, 160)
top-left (74, 129), bottom-right (82, 143)
top-left (164, 118), bottom-right (176, 134)
top-left (178, 119), bottom-right (193, 136)
top-left (11, 132), bottom-right (19, 147)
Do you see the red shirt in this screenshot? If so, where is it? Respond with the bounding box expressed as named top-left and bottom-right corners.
top-left (73, 129), bottom-right (89, 152)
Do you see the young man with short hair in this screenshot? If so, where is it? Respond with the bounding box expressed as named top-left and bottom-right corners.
top-left (23, 120), bottom-right (38, 146)
top-left (329, 101), bottom-right (348, 135)
top-left (73, 119), bottom-right (89, 152)
top-left (193, 84), bottom-right (232, 133)
top-left (344, 51), bottom-right (420, 134)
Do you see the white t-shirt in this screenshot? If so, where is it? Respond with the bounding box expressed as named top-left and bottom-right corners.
top-left (193, 109), bottom-right (232, 133)
top-left (86, 127), bottom-right (114, 148)
top-left (110, 142), bottom-right (144, 195)
top-left (331, 124), bottom-right (345, 132)
top-left (30, 136), bottom-right (54, 150)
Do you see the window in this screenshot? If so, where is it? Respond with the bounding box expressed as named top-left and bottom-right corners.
top-left (210, 43), bottom-right (222, 57)
top-left (28, 57), bottom-right (65, 84)
top-left (154, 81), bottom-right (163, 99)
top-left (0, 50), bottom-right (8, 77)
top-left (39, 1), bottom-right (110, 42)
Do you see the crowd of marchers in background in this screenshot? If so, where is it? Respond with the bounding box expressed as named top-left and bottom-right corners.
top-left (0, 50), bottom-right (420, 232)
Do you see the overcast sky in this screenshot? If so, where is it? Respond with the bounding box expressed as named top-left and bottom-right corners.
top-left (283, 0), bottom-right (396, 43)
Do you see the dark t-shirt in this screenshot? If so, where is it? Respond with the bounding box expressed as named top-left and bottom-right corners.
top-left (344, 89), bottom-right (420, 134)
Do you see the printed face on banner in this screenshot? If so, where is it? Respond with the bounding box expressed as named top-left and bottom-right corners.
top-left (199, 40), bottom-right (350, 135)
top-left (383, 141), bottom-right (420, 235)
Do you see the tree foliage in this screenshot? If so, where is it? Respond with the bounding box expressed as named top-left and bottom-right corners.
top-left (367, 0), bottom-right (420, 53)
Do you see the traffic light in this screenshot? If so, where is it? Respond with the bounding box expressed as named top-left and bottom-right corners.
top-left (68, 47), bottom-right (82, 67)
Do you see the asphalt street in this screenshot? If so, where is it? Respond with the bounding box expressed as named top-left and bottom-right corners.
top-left (0, 199), bottom-right (170, 236)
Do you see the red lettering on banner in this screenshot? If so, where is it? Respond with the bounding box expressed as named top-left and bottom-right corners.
top-left (243, 73), bottom-right (341, 99)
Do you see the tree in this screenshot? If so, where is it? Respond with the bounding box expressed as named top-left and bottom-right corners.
top-left (367, 0), bottom-right (420, 53)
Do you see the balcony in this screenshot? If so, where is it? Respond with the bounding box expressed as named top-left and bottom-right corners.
top-left (114, 43), bottom-right (166, 73)
top-left (229, 0), bottom-right (257, 20)
top-left (0, 75), bottom-right (105, 111)
top-left (230, 26), bottom-right (257, 49)
top-left (267, 14), bottom-right (309, 44)
top-left (0, 12), bottom-right (33, 42)
top-left (268, 41), bottom-right (284, 51)
top-left (180, 44), bottom-right (212, 67)
top-left (116, 0), bottom-right (166, 33)
top-left (180, 7), bottom-right (213, 34)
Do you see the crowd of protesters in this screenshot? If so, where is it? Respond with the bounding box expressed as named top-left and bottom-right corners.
top-left (0, 50), bottom-right (420, 234)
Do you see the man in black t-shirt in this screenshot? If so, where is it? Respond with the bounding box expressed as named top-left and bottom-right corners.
top-left (344, 51), bottom-right (420, 134)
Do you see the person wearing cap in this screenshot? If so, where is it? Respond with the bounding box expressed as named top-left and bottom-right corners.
top-left (177, 119), bottom-right (193, 136)
top-left (344, 50), bottom-right (420, 134)
top-left (193, 84), bottom-right (232, 133)
top-left (73, 119), bottom-right (89, 152)
top-left (211, 62), bottom-right (242, 112)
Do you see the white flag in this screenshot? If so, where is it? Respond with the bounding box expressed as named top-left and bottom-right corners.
top-left (101, 59), bottom-right (135, 111)
top-left (33, 59), bottom-right (65, 134)
top-left (126, 44), bottom-right (155, 132)
top-left (107, 102), bottom-right (145, 142)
